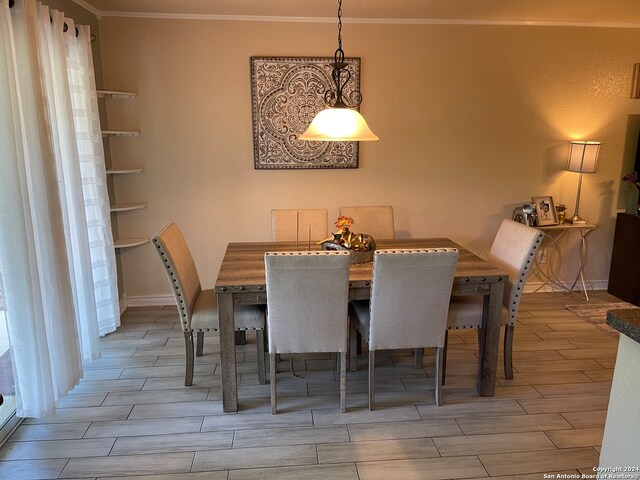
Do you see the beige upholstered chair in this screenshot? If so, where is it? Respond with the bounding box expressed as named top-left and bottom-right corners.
top-left (271, 209), bottom-right (328, 243)
top-left (265, 251), bottom-right (351, 414)
top-left (349, 248), bottom-right (459, 409)
top-left (152, 223), bottom-right (267, 386)
top-left (339, 206), bottom-right (395, 239)
top-left (447, 219), bottom-right (544, 380)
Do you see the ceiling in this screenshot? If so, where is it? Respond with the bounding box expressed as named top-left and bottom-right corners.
top-left (78, 0), bottom-right (640, 26)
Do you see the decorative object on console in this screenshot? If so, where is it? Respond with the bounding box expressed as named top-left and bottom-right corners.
top-left (533, 196), bottom-right (558, 226)
top-left (555, 204), bottom-right (566, 224)
top-left (251, 56), bottom-right (360, 169)
top-left (512, 203), bottom-right (536, 226)
top-left (566, 140), bottom-right (600, 224)
top-left (320, 216), bottom-right (376, 264)
top-left (298, 0), bottom-right (378, 143)
top-left (621, 171), bottom-right (639, 215)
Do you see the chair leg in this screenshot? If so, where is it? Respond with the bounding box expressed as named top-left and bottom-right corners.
top-left (504, 324), bottom-right (514, 379)
top-left (340, 351), bottom-right (347, 413)
top-left (196, 331), bottom-right (204, 357)
top-left (235, 331), bottom-right (246, 345)
top-left (270, 353), bottom-right (277, 415)
top-left (442, 331), bottom-right (448, 386)
top-left (413, 348), bottom-right (424, 368)
top-left (184, 331), bottom-right (194, 386)
top-left (435, 346), bottom-right (444, 406)
top-left (368, 350), bottom-right (376, 411)
top-left (256, 330), bottom-right (266, 385)
top-left (349, 318), bottom-right (358, 372)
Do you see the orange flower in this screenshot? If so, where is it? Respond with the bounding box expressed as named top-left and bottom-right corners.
top-left (335, 216), bottom-right (354, 231)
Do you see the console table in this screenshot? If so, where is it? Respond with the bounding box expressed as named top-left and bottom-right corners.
top-left (533, 223), bottom-right (597, 300)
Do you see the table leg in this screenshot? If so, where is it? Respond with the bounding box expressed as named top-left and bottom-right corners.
top-left (478, 281), bottom-right (503, 396)
top-left (218, 293), bottom-right (238, 412)
top-left (568, 229), bottom-right (592, 301)
top-left (578, 232), bottom-right (590, 301)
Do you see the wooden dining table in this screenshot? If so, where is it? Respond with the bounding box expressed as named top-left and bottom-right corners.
top-left (215, 238), bottom-right (506, 413)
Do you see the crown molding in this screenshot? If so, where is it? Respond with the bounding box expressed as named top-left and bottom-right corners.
top-left (70, 0), bottom-right (102, 19)
top-left (96, 11), bottom-right (640, 29)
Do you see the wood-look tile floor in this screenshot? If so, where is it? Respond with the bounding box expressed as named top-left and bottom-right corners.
top-left (0, 291), bottom-right (621, 479)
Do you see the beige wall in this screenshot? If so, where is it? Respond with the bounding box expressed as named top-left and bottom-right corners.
top-left (98, 17), bottom-right (640, 299)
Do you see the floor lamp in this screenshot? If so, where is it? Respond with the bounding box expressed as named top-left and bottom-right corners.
top-left (566, 141), bottom-right (601, 224)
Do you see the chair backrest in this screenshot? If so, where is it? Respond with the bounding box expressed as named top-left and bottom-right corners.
top-left (152, 223), bottom-right (201, 329)
top-left (368, 248), bottom-right (458, 350)
top-left (265, 251), bottom-right (350, 353)
top-left (339, 206), bottom-right (395, 239)
top-left (488, 219), bottom-right (544, 326)
top-left (271, 209), bottom-right (329, 242)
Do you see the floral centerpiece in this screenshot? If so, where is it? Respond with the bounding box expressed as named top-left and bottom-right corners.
top-left (319, 216), bottom-right (376, 263)
top-left (622, 171), bottom-right (640, 215)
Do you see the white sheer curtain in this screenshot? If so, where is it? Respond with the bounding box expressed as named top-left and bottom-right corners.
top-left (0, 0), bottom-right (119, 418)
top-left (65, 21), bottom-right (120, 337)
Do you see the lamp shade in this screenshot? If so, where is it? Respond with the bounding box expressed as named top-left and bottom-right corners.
top-left (567, 141), bottom-right (601, 173)
top-left (299, 107), bottom-right (379, 142)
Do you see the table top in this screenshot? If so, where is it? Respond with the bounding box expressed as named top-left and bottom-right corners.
top-left (537, 223), bottom-right (597, 231)
top-left (215, 238), bottom-right (506, 291)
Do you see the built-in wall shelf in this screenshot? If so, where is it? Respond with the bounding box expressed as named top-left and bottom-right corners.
top-left (114, 238), bottom-right (149, 249)
top-left (110, 203), bottom-right (146, 213)
top-left (106, 168), bottom-right (143, 175)
top-left (99, 88), bottom-right (146, 252)
top-left (101, 130), bottom-right (139, 137)
top-left (97, 90), bottom-right (137, 99)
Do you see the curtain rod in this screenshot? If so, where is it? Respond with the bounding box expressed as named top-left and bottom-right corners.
top-left (7, 1), bottom-right (79, 37)
top-left (9, 0), bottom-right (95, 40)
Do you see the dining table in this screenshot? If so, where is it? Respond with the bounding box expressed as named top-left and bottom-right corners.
top-left (215, 238), bottom-right (507, 413)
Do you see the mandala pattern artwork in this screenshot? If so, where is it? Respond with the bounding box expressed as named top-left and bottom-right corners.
top-left (251, 57), bottom-right (360, 169)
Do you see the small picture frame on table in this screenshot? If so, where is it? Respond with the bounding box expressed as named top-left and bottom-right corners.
top-left (533, 196), bottom-right (558, 226)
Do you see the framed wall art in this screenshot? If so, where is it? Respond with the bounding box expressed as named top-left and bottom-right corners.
top-left (250, 56), bottom-right (360, 169)
top-left (533, 196), bottom-right (559, 226)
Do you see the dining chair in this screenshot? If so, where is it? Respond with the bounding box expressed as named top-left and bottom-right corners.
top-left (265, 250), bottom-right (351, 414)
top-left (446, 219), bottom-right (544, 380)
top-left (339, 206), bottom-right (395, 239)
top-left (271, 209), bottom-right (328, 243)
top-left (152, 223), bottom-right (267, 386)
top-left (349, 248), bottom-right (459, 410)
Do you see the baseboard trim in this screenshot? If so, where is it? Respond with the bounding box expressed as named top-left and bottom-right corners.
top-left (126, 294), bottom-right (174, 307)
top-left (524, 280), bottom-right (608, 294)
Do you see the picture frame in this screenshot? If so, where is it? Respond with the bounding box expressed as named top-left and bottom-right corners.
top-left (533, 196), bottom-right (559, 226)
top-left (250, 56), bottom-right (360, 170)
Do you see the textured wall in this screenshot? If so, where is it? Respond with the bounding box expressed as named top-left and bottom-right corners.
top-left (98, 17), bottom-right (640, 299)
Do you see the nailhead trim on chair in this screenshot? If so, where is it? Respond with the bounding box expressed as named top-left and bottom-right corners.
top-left (265, 251), bottom-right (351, 256)
top-left (376, 248), bottom-right (459, 255)
top-left (152, 236), bottom-right (193, 331)
top-left (506, 233), bottom-right (543, 325)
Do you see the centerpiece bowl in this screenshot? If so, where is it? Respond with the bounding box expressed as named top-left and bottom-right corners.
top-left (319, 216), bottom-right (376, 264)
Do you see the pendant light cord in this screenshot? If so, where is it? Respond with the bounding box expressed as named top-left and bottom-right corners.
top-left (326, 0), bottom-right (362, 108)
top-left (335, 0), bottom-right (344, 64)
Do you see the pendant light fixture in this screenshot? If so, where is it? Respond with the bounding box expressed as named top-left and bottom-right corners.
top-left (299, 0), bottom-right (379, 142)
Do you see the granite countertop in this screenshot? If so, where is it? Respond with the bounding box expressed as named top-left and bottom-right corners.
top-left (607, 308), bottom-right (640, 344)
